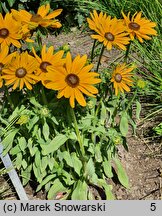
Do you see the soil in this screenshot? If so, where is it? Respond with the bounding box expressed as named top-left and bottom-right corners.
top-left (0, 29), bottom-right (162, 200)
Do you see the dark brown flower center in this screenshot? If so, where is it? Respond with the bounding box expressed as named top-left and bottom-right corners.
top-left (30, 14), bottom-right (42, 22)
top-left (0, 28), bottom-right (9, 39)
top-left (128, 22), bottom-right (140, 31)
top-left (65, 74), bottom-right (79, 88)
top-left (40, 61), bottom-right (51, 73)
top-left (15, 67), bottom-right (27, 78)
top-left (105, 32), bottom-right (115, 41)
top-left (0, 62), bottom-right (4, 73)
top-left (115, 73), bottom-right (122, 83)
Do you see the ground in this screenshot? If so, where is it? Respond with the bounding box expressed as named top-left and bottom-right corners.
top-left (0, 29), bottom-right (162, 200)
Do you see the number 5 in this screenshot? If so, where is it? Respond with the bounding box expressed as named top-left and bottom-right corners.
top-left (150, 203), bottom-right (156, 211)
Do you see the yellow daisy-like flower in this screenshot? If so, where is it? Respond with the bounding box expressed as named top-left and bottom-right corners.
top-left (0, 46), bottom-right (16, 87)
top-left (111, 63), bottom-right (135, 95)
top-left (11, 9), bottom-right (38, 30)
top-left (35, 3), bottom-right (62, 28)
top-left (87, 10), bottom-right (130, 50)
top-left (32, 45), bottom-right (65, 82)
top-left (122, 11), bottom-right (157, 43)
top-left (2, 51), bottom-right (38, 90)
top-left (0, 13), bottom-right (22, 48)
top-left (12, 4), bottom-right (62, 30)
top-left (43, 52), bottom-right (101, 108)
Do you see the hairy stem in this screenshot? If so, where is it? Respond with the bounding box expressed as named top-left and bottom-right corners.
top-left (96, 44), bottom-right (105, 72)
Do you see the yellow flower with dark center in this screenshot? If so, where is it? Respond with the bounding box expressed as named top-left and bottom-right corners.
top-left (87, 10), bottom-right (130, 50)
top-left (0, 46), bottom-right (16, 87)
top-left (43, 52), bottom-right (101, 108)
top-left (111, 63), bottom-right (135, 95)
top-left (32, 45), bottom-right (65, 82)
top-left (2, 51), bottom-right (38, 90)
top-left (122, 11), bottom-right (157, 42)
top-left (0, 13), bottom-right (22, 48)
top-left (12, 4), bottom-right (62, 30)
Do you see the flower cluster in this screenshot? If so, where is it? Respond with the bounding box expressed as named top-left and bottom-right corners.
top-left (0, 6), bottom-right (158, 108)
top-left (0, 4), bottom-right (101, 108)
top-left (87, 10), bottom-right (157, 48)
top-left (0, 4), bottom-right (62, 48)
top-left (87, 10), bottom-right (157, 95)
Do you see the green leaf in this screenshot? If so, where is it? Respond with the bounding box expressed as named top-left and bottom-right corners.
top-left (10, 145), bottom-right (21, 155)
top-left (7, 0), bottom-right (16, 7)
top-left (136, 100), bottom-right (141, 120)
top-left (103, 158), bottom-right (113, 178)
top-left (47, 179), bottom-right (67, 200)
top-left (95, 144), bottom-right (102, 162)
top-left (22, 159), bottom-right (27, 169)
top-left (15, 152), bottom-right (23, 170)
top-left (85, 158), bottom-right (95, 180)
top-left (113, 157), bottom-right (129, 188)
top-left (98, 179), bottom-right (115, 200)
top-left (42, 121), bottom-right (50, 141)
top-left (2, 128), bottom-right (19, 155)
top-left (48, 157), bottom-right (55, 171)
top-left (35, 151), bottom-right (41, 168)
top-left (120, 112), bottom-right (129, 137)
top-left (100, 102), bottom-right (107, 125)
top-left (88, 189), bottom-right (95, 200)
top-left (33, 163), bottom-right (43, 183)
top-left (61, 170), bottom-right (74, 186)
top-left (59, 151), bottom-right (73, 167)
top-left (28, 116), bottom-right (39, 132)
top-left (18, 137), bottom-right (26, 152)
top-left (71, 180), bottom-right (88, 200)
top-left (51, 116), bottom-right (59, 125)
top-left (27, 138), bottom-right (38, 156)
top-left (21, 164), bottom-right (32, 185)
top-left (41, 156), bottom-right (48, 172)
top-left (36, 174), bottom-right (56, 192)
top-left (41, 134), bottom-right (68, 155)
top-left (1, 2), bottom-right (9, 13)
top-left (71, 152), bottom-right (82, 176)
top-left (29, 97), bottom-right (42, 108)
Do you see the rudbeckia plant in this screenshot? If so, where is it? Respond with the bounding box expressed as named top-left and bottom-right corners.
top-left (0, 4), bottom-right (158, 200)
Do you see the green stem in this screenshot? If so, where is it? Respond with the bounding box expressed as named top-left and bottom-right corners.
top-left (96, 44), bottom-right (105, 72)
top-left (125, 90), bottom-right (137, 112)
top-left (37, 30), bottom-right (42, 49)
top-left (70, 107), bottom-right (85, 156)
top-left (124, 42), bottom-right (131, 63)
top-left (41, 86), bottom-right (48, 105)
top-left (90, 39), bottom-right (96, 62)
top-left (95, 97), bottom-right (102, 117)
top-left (4, 86), bottom-right (14, 110)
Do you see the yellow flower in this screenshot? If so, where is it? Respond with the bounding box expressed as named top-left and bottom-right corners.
top-left (35, 3), bottom-right (62, 28)
top-left (111, 63), bottom-right (135, 95)
top-left (122, 11), bottom-right (157, 42)
top-left (2, 51), bottom-right (38, 90)
top-left (0, 13), bottom-right (22, 48)
top-left (0, 46), bottom-right (16, 87)
top-left (12, 4), bottom-right (62, 29)
top-left (11, 9), bottom-right (38, 30)
top-left (32, 45), bottom-right (65, 82)
top-left (43, 52), bottom-right (101, 108)
top-left (87, 10), bottom-right (130, 50)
